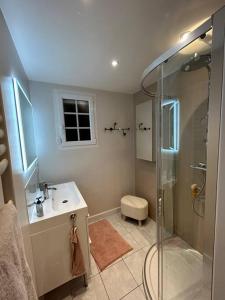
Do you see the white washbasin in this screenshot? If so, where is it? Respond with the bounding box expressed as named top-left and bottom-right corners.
top-left (29, 181), bottom-right (87, 224)
top-left (28, 181), bottom-right (90, 296)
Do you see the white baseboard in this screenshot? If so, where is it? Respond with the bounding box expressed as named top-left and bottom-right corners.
top-left (88, 207), bottom-right (121, 224)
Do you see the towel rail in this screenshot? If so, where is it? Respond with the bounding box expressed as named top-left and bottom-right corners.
top-left (0, 113), bottom-right (8, 176)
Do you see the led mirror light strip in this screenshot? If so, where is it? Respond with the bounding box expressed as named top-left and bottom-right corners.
top-left (162, 99), bottom-right (180, 153)
top-left (175, 100), bottom-right (180, 152)
top-left (13, 78), bottom-right (28, 170)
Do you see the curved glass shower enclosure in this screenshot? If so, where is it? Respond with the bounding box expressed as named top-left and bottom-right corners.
top-left (142, 7), bottom-right (225, 300)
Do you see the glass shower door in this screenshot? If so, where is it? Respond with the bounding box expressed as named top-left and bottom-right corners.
top-left (158, 29), bottom-right (212, 300)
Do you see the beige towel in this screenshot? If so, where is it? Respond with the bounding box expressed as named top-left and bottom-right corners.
top-left (70, 226), bottom-right (85, 277)
top-left (0, 201), bottom-right (37, 300)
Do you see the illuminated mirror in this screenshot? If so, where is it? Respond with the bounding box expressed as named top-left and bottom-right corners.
top-left (13, 79), bottom-right (37, 170)
top-left (162, 99), bottom-right (179, 152)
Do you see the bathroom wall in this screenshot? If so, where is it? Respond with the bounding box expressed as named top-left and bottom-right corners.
top-left (30, 81), bottom-right (135, 216)
top-left (0, 8), bottom-right (28, 203)
top-left (163, 68), bottom-right (208, 253)
top-left (133, 67), bottom-right (208, 249)
top-left (0, 8), bottom-right (28, 224)
top-left (176, 69), bottom-right (208, 253)
top-left (133, 89), bottom-right (157, 220)
top-left (0, 9), bottom-right (36, 282)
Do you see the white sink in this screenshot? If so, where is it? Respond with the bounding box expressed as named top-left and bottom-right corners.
top-left (29, 181), bottom-right (87, 224)
top-left (28, 181), bottom-right (90, 296)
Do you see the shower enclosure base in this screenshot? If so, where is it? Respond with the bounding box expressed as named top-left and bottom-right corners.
top-left (143, 236), bottom-right (210, 300)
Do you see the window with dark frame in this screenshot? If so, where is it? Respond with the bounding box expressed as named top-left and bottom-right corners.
top-left (63, 98), bottom-right (92, 142)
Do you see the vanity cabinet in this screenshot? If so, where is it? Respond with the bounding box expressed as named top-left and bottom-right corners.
top-left (30, 209), bottom-right (90, 296)
top-left (136, 100), bottom-right (153, 161)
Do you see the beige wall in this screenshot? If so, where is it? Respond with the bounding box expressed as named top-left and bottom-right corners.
top-left (176, 69), bottom-right (208, 253)
top-left (133, 67), bottom-right (209, 248)
top-left (162, 68), bottom-right (208, 253)
top-left (134, 89), bottom-right (157, 220)
top-left (0, 9), bottom-right (36, 282)
top-left (0, 8), bottom-right (30, 229)
top-left (0, 9), bottom-right (29, 203)
top-left (30, 81), bottom-right (135, 216)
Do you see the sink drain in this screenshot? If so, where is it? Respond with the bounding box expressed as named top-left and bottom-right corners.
top-left (62, 200), bottom-right (68, 203)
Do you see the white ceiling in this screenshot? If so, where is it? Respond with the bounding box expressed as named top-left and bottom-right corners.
top-left (0, 0), bottom-right (224, 94)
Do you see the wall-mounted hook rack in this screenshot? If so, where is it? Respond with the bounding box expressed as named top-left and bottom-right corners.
top-left (105, 122), bottom-right (130, 136)
top-left (138, 123), bottom-right (151, 131)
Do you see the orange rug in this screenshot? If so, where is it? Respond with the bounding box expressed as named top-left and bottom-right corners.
top-left (89, 219), bottom-right (133, 271)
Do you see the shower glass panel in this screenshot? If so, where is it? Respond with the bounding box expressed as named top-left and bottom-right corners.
top-left (159, 29), bottom-right (212, 300)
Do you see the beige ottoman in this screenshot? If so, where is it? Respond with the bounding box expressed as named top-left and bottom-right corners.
top-left (121, 195), bottom-right (148, 226)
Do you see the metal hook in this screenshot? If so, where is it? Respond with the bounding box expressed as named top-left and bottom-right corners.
top-left (138, 123), bottom-right (151, 131)
top-left (138, 123), bottom-right (143, 130)
top-left (70, 213), bottom-right (77, 228)
top-left (113, 122), bottom-right (118, 130)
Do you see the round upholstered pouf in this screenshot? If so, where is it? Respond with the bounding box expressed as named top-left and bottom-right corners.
top-left (121, 195), bottom-right (148, 226)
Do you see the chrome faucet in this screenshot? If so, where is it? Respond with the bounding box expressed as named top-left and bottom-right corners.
top-left (39, 182), bottom-right (57, 200)
top-left (43, 183), bottom-right (49, 200)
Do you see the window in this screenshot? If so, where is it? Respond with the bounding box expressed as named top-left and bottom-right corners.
top-left (55, 91), bottom-right (96, 148)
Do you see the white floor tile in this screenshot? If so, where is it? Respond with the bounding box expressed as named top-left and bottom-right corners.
top-left (121, 286), bottom-right (146, 300)
top-left (124, 249), bottom-right (146, 285)
top-left (106, 213), bottom-right (122, 224)
top-left (139, 284), bottom-right (145, 295)
top-left (142, 245), bottom-right (151, 256)
top-left (101, 260), bottom-right (137, 300)
top-left (121, 218), bottom-right (139, 233)
top-left (122, 233), bottom-right (142, 258)
top-left (141, 218), bottom-right (157, 235)
top-left (90, 255), bottom-right (99, 277)
top-left (110, 221), bottom-right (128, 237)
top-left (105, 257), bottom-right (123, 270)
top-left (72, 275), bottom-right (108, 300)
top-left (129, 228), bottom-right (150, 248)
top-left (105, 214), bottom-right (129, 237)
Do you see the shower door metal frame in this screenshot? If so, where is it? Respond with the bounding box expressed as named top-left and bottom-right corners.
top-left (141, 18), bottom-right (212, 93)
top-left (141, 4), bottom-right (225, 300)
top-left (210, 5), bottom-right (225, 300)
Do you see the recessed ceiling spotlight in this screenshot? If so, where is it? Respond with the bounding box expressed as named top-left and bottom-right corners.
top-left (111, 60), bottom-right (119, 67)
top-left (180, 31), bottom-right (191, 42)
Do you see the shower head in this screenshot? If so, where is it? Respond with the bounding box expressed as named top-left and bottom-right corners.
top-left (181, 53), bottom-right (211, 72)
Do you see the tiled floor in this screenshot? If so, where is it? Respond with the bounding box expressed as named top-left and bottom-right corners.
top-left (43, 213), bottom-right (157, 300)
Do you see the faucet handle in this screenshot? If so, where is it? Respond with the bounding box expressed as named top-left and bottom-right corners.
top-left (39, 182), bottom-right (47, 191)
top-left (39, 182), bottom-right (54, 190)
top-left (35, 196), bottom-right (43, 203)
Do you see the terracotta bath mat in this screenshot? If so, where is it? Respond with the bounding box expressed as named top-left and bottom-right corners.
top-left (89, 219), bottom-right (133, 271)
